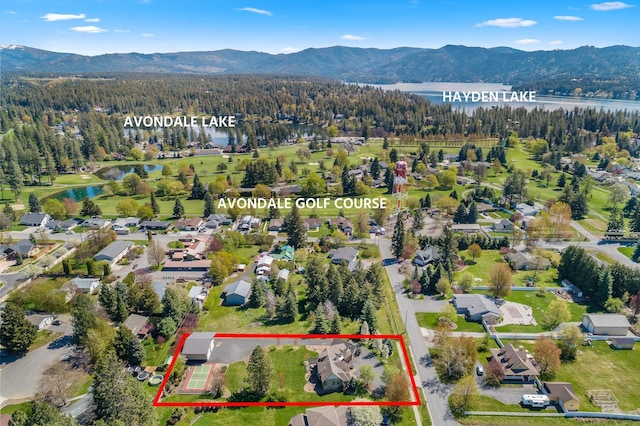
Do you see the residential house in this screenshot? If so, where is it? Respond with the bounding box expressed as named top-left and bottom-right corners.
top-left (412, 245), bottom-right (441, 267)
top-left (47, 218), bottom-right (78, 232)
top-left (82, 217), bottom-right (111, 230)
top-left (451, 224), bottom-right (485, 235)
top-left (256, 255), bottom-right (274, 278)
top-left (69, 277), bottom-right (100, 294)
top-left (25, 313), bottom-right (54, 330)
top-left (453, 294), bottom-right (501, 322)
top-left (331, 217), bottom-right (353, 235)
top-left (610, 337), bottom-right (635, 350)
top-left (272, 244), bottom-right (295, 262)
top-left (113, 217), bottom-right (141, 228)
top-left (314, 339), bottom-right (356, 392)
top-left (4, 239), bottom-right (38, 259)
top-left (139, 220), bottom-right (171, 230)
top-left (582, 314), bottom-right (630, 336)
top-left (182, 332), bottom-right (216, 362)
top-left (289, 406), bottom-right (348, 426)
top-left (493, 219), bottom-right (513, 232)
top-left (93, 240), bottom-right (134, 266)
top-left (542, 382), bottom-right (581, 411)
top-left (515, 203), bottom-right (538, 217)
top-left (162, 258), bottom-right (210, 271)
top-left (328, 247), bottom-right (359, 271)
top-left (506, 251), bottom-right (551, 271)
top-left (175, 217), bottom-right (204, 231)
top-left (222, 280), bottom-right (251, 306)
top-left (19, 213), bottom-right (50, 228)
top-left (268, 219), bottom-right (284, 232)
top-left (489, 343), bottom-right (540, 382)
top-left (304, 218), bottom-right (323, 231)
top-left (123, 313), bottom-right (151, 339)
top-left (153, 282), bottom-right (167, 299)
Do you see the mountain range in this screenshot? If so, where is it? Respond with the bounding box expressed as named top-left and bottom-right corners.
top-left (2, 44), bottom-right (639, 85)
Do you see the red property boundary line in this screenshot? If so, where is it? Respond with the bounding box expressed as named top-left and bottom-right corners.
top-left (153, 333), bottom-right (421, 407)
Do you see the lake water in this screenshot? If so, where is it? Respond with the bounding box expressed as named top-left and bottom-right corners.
top-left (52, 185), bottom-right (105, 201)
top-left (94, 164), bottom-right (163, 180)
top-left (370, 82), bottom-right (640, 112)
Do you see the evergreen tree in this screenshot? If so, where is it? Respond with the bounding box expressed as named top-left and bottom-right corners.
top-left (412, 208), bottom-right (424, 233)
top-left (313, 305), bottom-right (329, 334)
top-left (28, 193), bottom-right (40, 213)
top-left (246, 346), bottom-right (274, 397)
top-left (203, 192), bottom-right (215, 217)
top-left (80, 197), bottom-right (102, 217)
top-left (630, 204), bottom-right (640, 232)
top-left (330, 313), bottom-right (341, 334)
top-left (384, 167), bottom-right (394, 193)
top-left (172, 198), bottom-right (185, 218)
top-left (391, 215), bottom-right (405, 258)
top-left (557, 173), bottom-right (566, 188)
top-left (0, 302), bottom-right (36, 354)
top-left (425, 194), bottom-right (431, 208)
top-left (86, 260), bottom-right (96, 276)
top-left (114, 293), bottom-right (129, 323)
top-left (3, 202), bottom-right (16, 222)
top-left (71, 294), bottom-right (97, 348)
top-left (453, 203), bottom-right (467, 224)
top-left (607, 207), bottom-right (625, 232)
top-left (162, 288), bottom-right (183, 324)
top-left (467, 201), bottom-right (478, 224)
top-left (282, 203), bottom-right (306, 249)
top-left (93, 350), bottom-right (156, 425)
top-left (190, 174), bottom-right (206, 199)
top-left (267, 205), bottom-right (280, 219)
top-left (248, 280), bottom-right (265, 308)
top-left (278, 287), bottom-right (298, 323)
top-left (360, 300), bottom-right (378, 334)
top-left (62, 258), bottom-right (72, 275)
top-left (327, 264), bottom-right (344, 307)
top-left (150, 191), bottom-right (160, 215)
top-left (370, 158), bottom-right (380, 178)
top-left (633, 240), bottom-right (640, 262)
top-left (595, 268), bottom-right (613, 308)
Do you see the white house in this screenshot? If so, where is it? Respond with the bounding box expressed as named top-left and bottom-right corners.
top-left (582, 314), bottom-right (630, 336)
top-left (93, 240), bottom-right (134, 266)
top-left (19, 213), bottom-right (51, 228)
top-left (69, 277), bottom-right (101, 294)
top-left (182, 332), bottom-right (216, 361)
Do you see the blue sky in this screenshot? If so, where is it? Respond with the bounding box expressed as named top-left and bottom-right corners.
top-left (1, 0), bottom-right (638, 55)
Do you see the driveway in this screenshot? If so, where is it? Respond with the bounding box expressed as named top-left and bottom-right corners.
top-left (352, 345), bottom-right (384, 390)
top-left (0, 316), bottom-right (74, 407)
top-left (476, 380), bottom-right (538, 405)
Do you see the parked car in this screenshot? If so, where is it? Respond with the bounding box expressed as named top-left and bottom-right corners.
top-left (53, 319), bottom-right (62, 326)
top-left (476, 365), bottom-right (484, 376)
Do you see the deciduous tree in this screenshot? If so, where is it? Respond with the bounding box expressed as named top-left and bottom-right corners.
top-left (488, 263), bottom-right (512, 299)
top-left (533, 337), bottom-right (561, 379)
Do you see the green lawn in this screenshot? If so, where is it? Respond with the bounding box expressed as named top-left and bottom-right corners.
top-left (618, 246), bottom-right (635, 260)
top-left (554, 341), bottom-right (640, 412)
top-left (415, 312), bottom-right (485, 333)
top-left (473, 395), bottom-right (560, 413)
top-left (455, 250), bottom-right (506, 284)
top-left (489, 291), bottom-right (597, 333)
top-left (142, 335), bottom-right (176, 367)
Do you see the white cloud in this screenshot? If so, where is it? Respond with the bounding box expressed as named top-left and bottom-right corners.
top-left (42, 13), bottom-right (86, 22)
top-left (553, 15), bottom-right (583, 21)
top-left (5, 11), bottom-right (17, 14)
top-left (70, 25), bottom-right (107, 33)
top-left (235, 7), bottom-right (272, 16)
top-left (141, 33), bottom-right (154, 37)
top-left (85, 18), bottom-right (100, 22)
top-left (114, 29), bottom-right (130, 33)
top-left (550, 40), bottom-right (564, 45)
top-left (280, 47), bottom-right (300, 54)
top-left (515, 38), bottom-right (542, 44)
top-left (476, 17), bottom-right (537, 28)
top-left (341, 34), bottom-right (365, 41)
top-left (591, 1), bottom-right (634, 10)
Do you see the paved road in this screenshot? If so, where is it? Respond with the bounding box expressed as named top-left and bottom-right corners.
top-left (0, 317), bottom-right (74, 407)
top-left (378, 237), bottom-right (459, 426)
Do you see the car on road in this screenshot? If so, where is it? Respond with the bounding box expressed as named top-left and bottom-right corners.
top-left (132, 264), bottom-right (138, 270)
top-left (382, 258), bottom-right (398, 266)
top-left (476, 365), bottom-right (484, 376)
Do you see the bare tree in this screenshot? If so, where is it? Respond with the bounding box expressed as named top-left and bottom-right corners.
top-left (146, 239), bottom-right (166, 269)
top-left (37, 360), bottom-right (80, 407)
top-left (433, 335), bottom-right (477, 380)
top-left (209, 367), bottom-right (225, 398)
top-left (488, 263), bottom-right (512, 299)
top-left (265, 290), bottom-right (276, 319)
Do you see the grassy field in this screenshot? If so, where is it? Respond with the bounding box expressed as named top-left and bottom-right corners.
top-left (455, 250), bottom-right (506, 284)
top-left (618, 246), bottom-right (635, 260)
top-left (415, 312), bottom-right (485, 333)
top-left (553, 340), bottom-right (640, 413)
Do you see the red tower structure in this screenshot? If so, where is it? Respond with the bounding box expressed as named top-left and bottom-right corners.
top-left (393, 159), bottom-right (409, 213)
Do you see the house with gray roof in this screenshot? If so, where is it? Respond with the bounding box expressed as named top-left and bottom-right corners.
top-left (222, 279), bottom-right (252, 306)
top-left (413, 245), bottom-right (441, 266)
top-left (506, 251), bottom-right (551, 271)
top-left (314, 339), bottom-right (356, 392)
top-left (328, 247), bottom-right (359, 271)
top-left (19, 213), bottom-right (50, 227)
top-left (453, 294), bottom-right (501, 322)
top-left (182, 332), bottom-right (216, 361)
top-left (82, 217), bottom-right (111, 230)
top-left (123, 313), bottom-right (151, 339)
top-left (582, 313), bottom-right (630, 336)
top-left (490, 343), bottom-right (540, 382)
top-left (139, 220), bottom-right (171, 230)
top-left (4, 239), bottom-right (38, 259)
top-left (69, 277), bottom-right (100, 294)
top-left (289, 406), bottom-right (348, 426)
top-left (93, 240), bottom-right (134, 266)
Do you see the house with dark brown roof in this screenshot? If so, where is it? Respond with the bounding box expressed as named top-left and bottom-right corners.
top-left (542, 382), bottom-right (581, 411)
top-left (489, 343), bottom-right (540, 382)
top-left (331, 217), bottom-right (353, 235)
top-left (289, 406), bottom-right (348, 426)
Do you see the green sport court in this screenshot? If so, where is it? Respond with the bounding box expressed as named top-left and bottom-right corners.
top-left (185, 365), bottom-right (212, 390)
